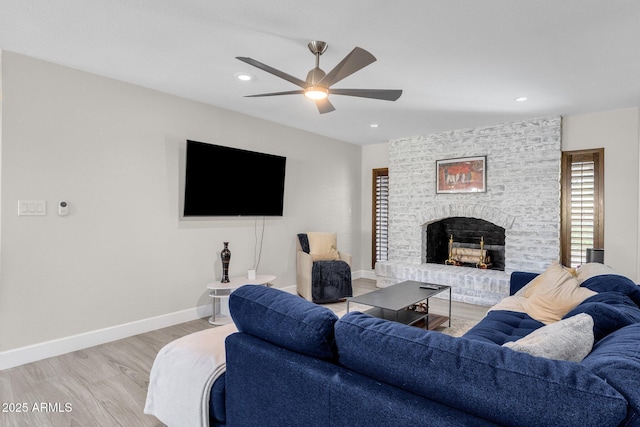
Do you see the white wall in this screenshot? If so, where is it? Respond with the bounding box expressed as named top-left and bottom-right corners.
top-left (562, 108), bottom-right (640, 280)
top-left (0, 51), bottom-right (362, 354)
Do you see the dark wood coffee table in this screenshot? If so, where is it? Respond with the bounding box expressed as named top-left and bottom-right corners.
top-left (347, 280), bottom-right (451, 329)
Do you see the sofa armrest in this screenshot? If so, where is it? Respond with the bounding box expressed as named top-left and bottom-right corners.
top-left (297, 250), bottom-right (313, 300)
top-left (510, 271), bottom-right (539, 295)
top-left (339, 251), bottom-right (352, 267)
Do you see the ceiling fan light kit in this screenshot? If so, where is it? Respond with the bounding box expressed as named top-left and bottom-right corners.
top-left (236, 41), bottom-right (402, 114)
top-left (304, 87), bottom-right (328, 100)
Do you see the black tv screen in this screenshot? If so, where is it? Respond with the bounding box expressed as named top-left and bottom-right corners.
top-left (183, 140), bottom-right (286, 216)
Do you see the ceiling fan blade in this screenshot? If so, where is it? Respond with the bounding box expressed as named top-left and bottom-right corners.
top-left (329, 88), bottom-right (403, 101)
top-left (236, 57), bottom-right (308, 89)
top-left (315, 98), bottom-right (336, 114)
top-left (318, 47), bottom-right (376, 87)
top-left (244, 90), bottom-right (304, 97)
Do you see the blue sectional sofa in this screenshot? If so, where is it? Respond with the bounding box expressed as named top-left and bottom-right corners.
top-left (209, 269), bottom-right (640, 427)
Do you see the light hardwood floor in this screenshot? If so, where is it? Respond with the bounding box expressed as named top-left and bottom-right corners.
top-left (0, 278), bottom-right (488, 427)
top-left (0, 317), bottom-right (212, 427)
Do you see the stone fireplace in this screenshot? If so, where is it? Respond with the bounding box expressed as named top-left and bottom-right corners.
top-left (375, 116), bottom-right (562, 306)
top-left (426, 217), bottom-right (505, 270)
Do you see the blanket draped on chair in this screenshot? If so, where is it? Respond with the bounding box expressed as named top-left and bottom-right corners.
top-left (312, 260), bottom-right (352, 303)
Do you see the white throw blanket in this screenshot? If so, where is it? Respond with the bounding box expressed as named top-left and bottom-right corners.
top-left (144, 323), bottom-right (238, 427)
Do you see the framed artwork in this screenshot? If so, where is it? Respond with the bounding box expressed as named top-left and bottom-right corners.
top-left (436, 156), bottom-right (486, 194)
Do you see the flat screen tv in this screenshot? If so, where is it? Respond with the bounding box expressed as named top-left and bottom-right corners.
top-left (183, 140), bottom-right (286, 216)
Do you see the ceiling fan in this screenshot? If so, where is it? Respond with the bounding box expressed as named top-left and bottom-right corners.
top-left (236, 41), bottom-right (403, 114)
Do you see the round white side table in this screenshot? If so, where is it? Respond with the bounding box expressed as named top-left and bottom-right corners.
top-left (206, 274), bottom-right (276, 325)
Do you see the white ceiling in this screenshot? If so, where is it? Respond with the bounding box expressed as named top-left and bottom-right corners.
top-left (1, 0), bottom-right (639, 145)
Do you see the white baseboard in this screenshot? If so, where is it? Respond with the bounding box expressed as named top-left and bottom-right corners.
top-left (354, 269), bottom-right (377, 281)
top-left (0, 272), bottom-right (379, 371)
top-left (0, 303), bottom-right (213, 371)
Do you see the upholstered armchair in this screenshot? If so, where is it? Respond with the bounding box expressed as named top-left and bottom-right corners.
top-left (296, 232), bottom-right (353, 303)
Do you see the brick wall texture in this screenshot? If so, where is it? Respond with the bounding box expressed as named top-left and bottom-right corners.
top-left (375, 116), bottom-right (562, 305)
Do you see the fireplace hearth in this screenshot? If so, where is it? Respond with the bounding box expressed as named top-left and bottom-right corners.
top-left (426, 217), bottom-right (505, 271)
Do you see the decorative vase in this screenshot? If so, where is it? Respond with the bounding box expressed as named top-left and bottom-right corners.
top-left (220, 242), bottom-right (231, 283)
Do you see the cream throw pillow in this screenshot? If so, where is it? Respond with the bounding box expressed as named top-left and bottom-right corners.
top-left (503, 313), bottom-right (594, 362)
top-left (520, 261), bottom-right (596, 324)
top-left (575, 262), bottom-right (618, 284)
top-left (515, 261), bottom-right (576, 298)
top-left (307, 232), bottom-right (340, 261)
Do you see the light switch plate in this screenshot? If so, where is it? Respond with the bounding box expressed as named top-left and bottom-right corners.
top-left (18, 200), bottom-right (47, 216)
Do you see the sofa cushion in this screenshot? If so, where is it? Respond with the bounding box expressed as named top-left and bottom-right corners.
top-left (297, 233), bottom-right (311, 253)
top-left (520, 262), bottom-right (596, 324)
top-left (565, 292), bottom-right (640, 341)
top-left (463, 309), bottom-right (544, 345)
top-left (576, 262), bottom-right (619, 284)
top-left (581, 323), bottom-right (640, 426)
top-left (502, 313), bottom-right (594, 362)
top-left (229, 285), bottom-right (338, 360)
top-left (515, 261), bottom-right (576, 298)
top-left (579, 273), bottom-right (640, 307)
top-left (335, 312), bottom-right (628, 427)
top-left (509, 271), bottom-right (539, 295)
top-left (307, 231), bottom-right (340, 261)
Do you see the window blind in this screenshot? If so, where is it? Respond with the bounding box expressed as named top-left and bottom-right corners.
top-left (561, 149), bottom-right (604, 268)
top-left (372, 169), bottom-right (389, 267)
top-left (569, 160), bottom-right (595, 267)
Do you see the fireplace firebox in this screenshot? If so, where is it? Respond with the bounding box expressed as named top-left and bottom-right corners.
top-left (426, 217), bottom-right (505, 271)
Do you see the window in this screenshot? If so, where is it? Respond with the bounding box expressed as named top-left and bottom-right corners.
top-left (372, 168), bottom-right (389, 268)
top-left (561, 149), bottom-right (604, 267)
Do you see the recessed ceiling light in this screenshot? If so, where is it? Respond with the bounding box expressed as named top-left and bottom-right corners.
top-left (235, 72), bottom-right (254, 81)
top-left (370, 123), bottom-right (379, 128)
top-left (515, 96), bottom-right (528, 102)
